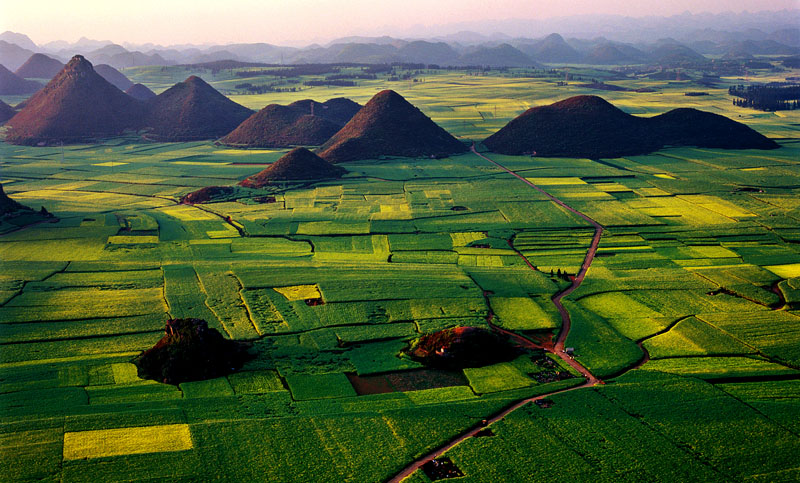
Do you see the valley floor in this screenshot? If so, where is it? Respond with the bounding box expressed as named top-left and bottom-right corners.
top-left (2, 67), bottom-right (800, 482)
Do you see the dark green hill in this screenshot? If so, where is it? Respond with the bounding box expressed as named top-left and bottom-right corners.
top-left (484, 95), bottom-right (778, 158)
top-left (651, 108), bottom-right (779, 150)
top-left (484, 95), bottom-right (655, 158)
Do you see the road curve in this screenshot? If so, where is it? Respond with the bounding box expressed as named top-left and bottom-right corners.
top-left (387, 381), bottom-right (594, 483)
top-left (471, 146), bottom-right (603, 384)
top-left (386, 147), bottom-right (606, 482)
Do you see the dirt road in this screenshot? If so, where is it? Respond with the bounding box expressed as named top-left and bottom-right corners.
top-left (472, 146), bottom-right (603, 384)
top-left (386, 147), bottom-right (606, 482)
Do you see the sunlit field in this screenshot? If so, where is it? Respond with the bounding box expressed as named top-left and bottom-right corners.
top-left (1, 64), bottom-right (799, 482)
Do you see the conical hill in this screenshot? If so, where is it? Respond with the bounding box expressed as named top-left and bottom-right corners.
top-left (317, 90), bottom-right (467, 163)
top-left (221, 104), bottom-right (342, 147)
top-left (125, 83), bottom-right (156, 101)
top-left (144, 75), bottom-right (252, 141)
top-left (5, 55), bottom-right (143, 145)
top-left (239, 147), bottom-right (346, 187)
top-left (14, 53), bottom-right (64, 79)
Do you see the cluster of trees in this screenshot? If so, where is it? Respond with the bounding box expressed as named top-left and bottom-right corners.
top-left (363, 63), bottom-right (428, 73)
top-left (234, 82), bottom-right (298, 94)
top-left (729, 83), bottom-right (800, 111)
top-left (511, 69), bottom-right (577, 80)
top-left (363, 65), bottom-right (393, 74)
top-left (388, 71), bottom-right (423, 81)
top-left (236, 64), bottom-right (342, 78)
top-left (303, 79), bottom-right (356, 87)
top-left (325, 73), bottom-right (378, 80)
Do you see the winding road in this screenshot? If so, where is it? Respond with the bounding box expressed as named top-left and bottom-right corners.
top-left (473, 145), bottom-right (603, 384)
top-left (387, 146), bottom-right (606, 482)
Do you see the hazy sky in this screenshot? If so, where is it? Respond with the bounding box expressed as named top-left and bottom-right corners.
top-left (2, 0), bottom-right (798, 46)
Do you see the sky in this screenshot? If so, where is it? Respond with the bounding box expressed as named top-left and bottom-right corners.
top-left (2, 0), bottom-right (798, 47)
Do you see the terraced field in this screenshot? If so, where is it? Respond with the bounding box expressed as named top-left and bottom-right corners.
top-left (1, 67), bottom-right (800, 481)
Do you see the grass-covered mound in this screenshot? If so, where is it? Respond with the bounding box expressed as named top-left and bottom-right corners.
top-left (144, 75), bottom-right (252, 141)
top-left (5, 55), bottom-right (144, 145)
top-left (239, 147), bottom-right (346, 187)
top-left (179, 186), bottom-right (235, 204)
top-left (484, 95), bottom-right (655, 158)
top-left (0, 99), bottom-right (15, 123)
top-left (484, 95), bottom-right (779, 158)
top-left (220, 104), bottom-right (342, 147)
top-left (133, 318), bottom-right (252, 385)
top-left (406, 326), bottom-right (520, 369)
top-left (317, 89), bottom-right (468, 163)
top-left (125, 83), bottom-right (156, 101)
top-left (0, 63), bottom-right (41, 95)
top-left (14, 53), bottom-right (64, 80)
top-left (650, 108), bottom-right (779, 150)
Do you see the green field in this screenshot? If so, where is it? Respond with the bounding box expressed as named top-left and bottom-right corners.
top-left (1, 64), bottom-right (799, 482)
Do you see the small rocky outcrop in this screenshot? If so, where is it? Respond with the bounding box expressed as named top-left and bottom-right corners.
top-left (133, 318), bottom-right (252, 385)
top-left (406, 326), bottom-right (519, 369)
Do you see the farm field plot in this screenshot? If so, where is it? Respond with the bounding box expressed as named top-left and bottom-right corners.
top-left (1, 67), bottom-right (799, 481)
top-left (430, 371), bottom-right (800, 482)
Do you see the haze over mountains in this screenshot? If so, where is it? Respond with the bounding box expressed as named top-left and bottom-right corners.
top-left (0, 10), bottom-right (797, 69)
top-left (14, 53), bottom-right (63, 79)
top-left (5, 55), bottom-right (144, 144)
top-left (2, 53), bottom-right (784, 162)
top-left (0, 64), bottom-right (41, 95)
top-left (3, 56), bottom-right (253, 144)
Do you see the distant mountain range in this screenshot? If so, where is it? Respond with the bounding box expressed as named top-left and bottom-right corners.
top-left (3, 55), bottom-right (782, 164)
top-left (0, 10), bottom-right (797, 69)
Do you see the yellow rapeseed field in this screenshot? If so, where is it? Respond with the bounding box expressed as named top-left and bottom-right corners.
top-left (274, 284), bottom-right (322, 301)
top-left (63, 424), bottom-right (193, 460)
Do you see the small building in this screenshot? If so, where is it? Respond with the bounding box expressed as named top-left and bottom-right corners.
top-left (565, 347), bottom-right (575, 357)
